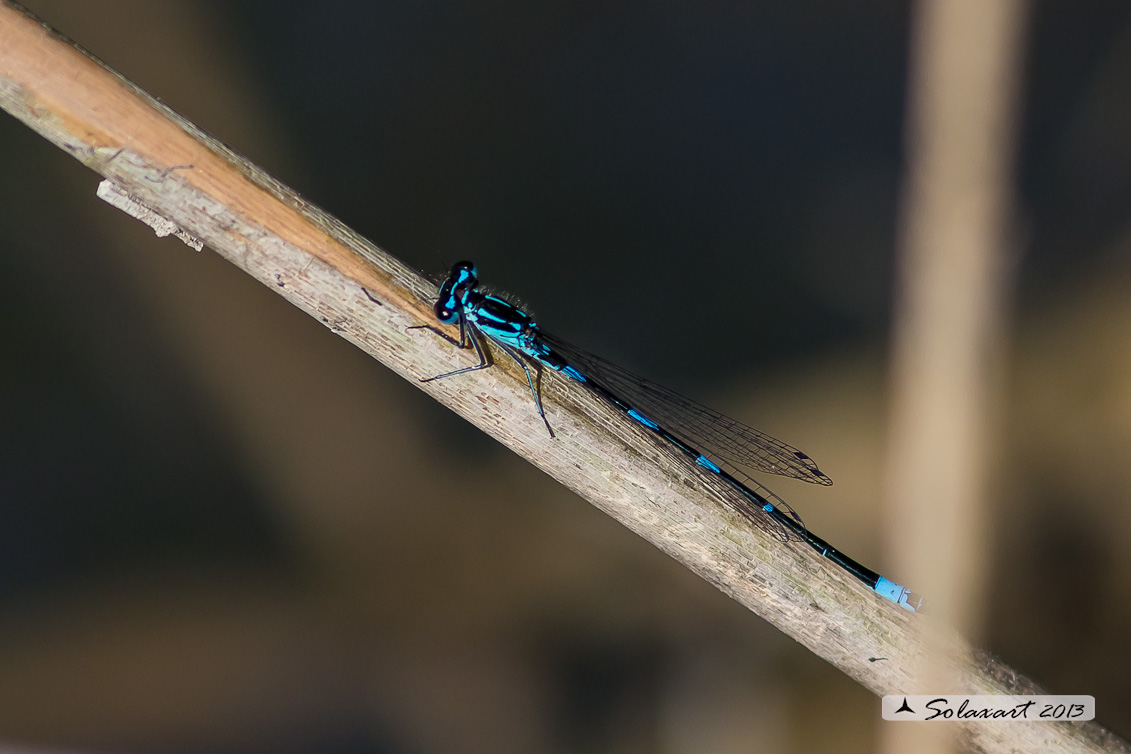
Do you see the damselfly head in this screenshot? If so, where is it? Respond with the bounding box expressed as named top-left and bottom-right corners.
top-left (449, 261), bottom-right (478, 285)
top-left (433, 261), bottom-right (481, 323)
top-left (434, 303), bottom-right (458, 324)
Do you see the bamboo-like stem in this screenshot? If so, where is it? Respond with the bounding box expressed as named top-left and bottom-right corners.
top-left (0, 4), bottom-right (1124, 752)
top-left (883, 1), bottom-right (1028, 752)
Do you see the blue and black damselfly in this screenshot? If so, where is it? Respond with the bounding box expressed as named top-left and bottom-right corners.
top-left (416, 261), bottom-right (921, 611)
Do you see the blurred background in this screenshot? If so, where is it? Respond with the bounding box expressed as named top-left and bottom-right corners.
top-left (2, 1), bottom-right (1130, 752)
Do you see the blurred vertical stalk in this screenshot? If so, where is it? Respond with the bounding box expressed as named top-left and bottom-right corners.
top-left (882, 0), bottom-right (1027, 751)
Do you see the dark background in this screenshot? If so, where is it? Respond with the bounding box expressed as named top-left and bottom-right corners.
top-left (2, 1), bottom-right (1130, 752)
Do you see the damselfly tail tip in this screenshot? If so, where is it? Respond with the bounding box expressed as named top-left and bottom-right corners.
top-left (875, 577), bottom-right (924, 612)
top-left (900, 590), bottom-right (925, 612)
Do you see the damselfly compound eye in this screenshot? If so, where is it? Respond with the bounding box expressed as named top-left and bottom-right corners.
top-left (434, 304), bottom-right (458, 324)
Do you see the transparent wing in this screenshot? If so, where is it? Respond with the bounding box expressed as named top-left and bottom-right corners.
top-left (542, 333), bottom-right (833, 486)
top-left (685, 453), bottom-right (808, 542)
